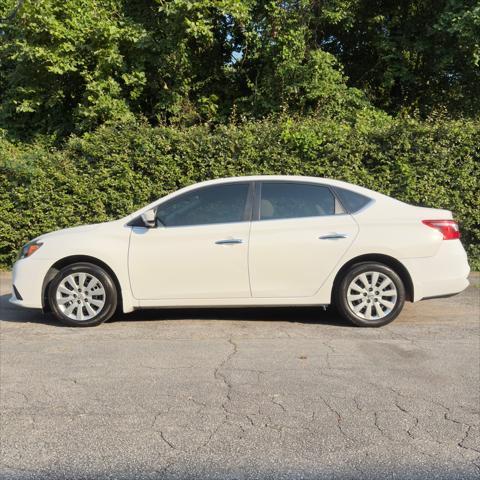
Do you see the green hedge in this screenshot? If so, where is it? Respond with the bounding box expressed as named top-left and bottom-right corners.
top-left (1, 115), bottom-right (479, 269)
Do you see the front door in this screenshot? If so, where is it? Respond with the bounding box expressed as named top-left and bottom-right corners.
top-left (128, 182), bottom-right (253, 300)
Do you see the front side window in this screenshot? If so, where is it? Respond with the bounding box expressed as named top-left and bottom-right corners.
top-left (156, 183), bottom-right (250, 227)
top-left (259, 182), bottom-right (336, 220)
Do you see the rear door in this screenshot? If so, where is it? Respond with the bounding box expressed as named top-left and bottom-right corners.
top-left (248, 181), bottom-right (358, 298)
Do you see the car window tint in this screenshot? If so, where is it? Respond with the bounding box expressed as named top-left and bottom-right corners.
top-left (260, 183), bottom-right (335, 220)
top-left (156, 183), bottom-right (249, 227)
top-left (334, 187), bottom-right (372, 213)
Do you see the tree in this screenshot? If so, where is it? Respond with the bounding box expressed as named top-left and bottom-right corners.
top-left (1, 0), bottom-right (477, 139)
top-left (0, 0), bottom-right (143, 136)
top-left (0, 0), bottom-right (368, 138)
top-left (309, 0), bottom-right (480, 116)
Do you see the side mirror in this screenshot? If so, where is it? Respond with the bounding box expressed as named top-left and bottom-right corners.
top-left (141, 209), bottom-right (156, 228)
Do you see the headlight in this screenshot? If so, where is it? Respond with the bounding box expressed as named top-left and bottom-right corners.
top-left (18, 241), bottom-right (43, 260)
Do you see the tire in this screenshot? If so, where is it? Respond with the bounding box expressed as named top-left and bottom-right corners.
top-left (334, 262), bottom-right (405, 327)
top-left (48, 262), bottom-right (118, 327)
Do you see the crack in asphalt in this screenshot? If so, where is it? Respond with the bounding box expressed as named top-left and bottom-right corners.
top-left (196, 337), bottom-right (241, 452)
top-left (387, 386), bottom-right (480, 470)
top-left (373, 411), bottom-right (392, 440)
top-left (151, 408), bottom-right (171, 429)
top-left (393, 400), bottom-right (419, 439)
top-left (159, 431), bottom-right (176, 450)
top-left (459, 425), bottom-right (480, 455)
top-left (319, 395), bottom-right (351, 443)
top-left (214, 338), bottom-right (238, 416)
top-left (353, 396), bottom-right (364, 412)
top-left (271, 396), bottom-right (287, 413)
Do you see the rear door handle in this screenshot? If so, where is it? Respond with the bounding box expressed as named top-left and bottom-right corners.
top-left (215, 239), bottom-right (244, 245)
top-left (319, 233), bottom-right (348, 240)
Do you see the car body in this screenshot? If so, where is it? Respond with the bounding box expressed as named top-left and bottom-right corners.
top-left (10, 175), bottom-right (470, 327)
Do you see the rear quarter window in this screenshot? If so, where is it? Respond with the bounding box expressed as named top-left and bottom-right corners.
top-left (334, 187), bottom-right (372, 213)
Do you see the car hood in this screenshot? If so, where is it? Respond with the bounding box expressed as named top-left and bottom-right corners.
top-left (33, 221), bottom-right (114, 242)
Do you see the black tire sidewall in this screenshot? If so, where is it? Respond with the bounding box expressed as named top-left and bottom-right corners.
top-left (48, 262), bottom-right (117, 327)
top-left (335, 263), bottom-right (405, 327)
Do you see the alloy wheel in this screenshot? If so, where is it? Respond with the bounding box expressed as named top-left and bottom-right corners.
top-left (55, 272), bottom-right (106, 321)
top-left (346, 271), bottom-right (398, 320)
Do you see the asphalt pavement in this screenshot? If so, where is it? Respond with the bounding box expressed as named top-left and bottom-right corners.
top-left (1, 271), bottom-right (479, 479)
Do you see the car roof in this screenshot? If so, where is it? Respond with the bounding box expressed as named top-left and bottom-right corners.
top-left (189, 175), bottom-right (379, 197)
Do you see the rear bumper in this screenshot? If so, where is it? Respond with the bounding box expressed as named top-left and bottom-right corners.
top-left (402, 240), bottom-right (470, 302)
top-left (10, 258), bottom-right (51, 309)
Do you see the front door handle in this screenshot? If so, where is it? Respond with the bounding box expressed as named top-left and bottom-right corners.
top-left (215, 239), bottom-right (244, 245)
top-left (319, 233), bottom-right (348, 240)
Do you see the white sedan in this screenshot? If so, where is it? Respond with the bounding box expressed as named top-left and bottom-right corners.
top-left (11, 176), bottom-right (470, 327)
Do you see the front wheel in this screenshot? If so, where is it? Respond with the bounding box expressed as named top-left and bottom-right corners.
top-left (48, 262), bottom-right (118, 327)
top-left (334, 262), bottom-right (405, 327)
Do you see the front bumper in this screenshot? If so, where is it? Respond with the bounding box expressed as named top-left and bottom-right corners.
top-left (10, 257), bottom-right (52, 309)
top-left (402, 240), bottom-right (470, 302)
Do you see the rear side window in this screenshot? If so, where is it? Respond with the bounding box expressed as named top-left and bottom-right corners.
top-left (259, 182), bottom-right (336, 220)
top-left (334, 187), bottom-right (372, 213)
top-left (156, 183), bottom-right (249, 227)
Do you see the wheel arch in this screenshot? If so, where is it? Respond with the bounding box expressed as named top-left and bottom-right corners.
top-left (42, 255), bottom-right (123, 312)
top-left (331, 254), bottom-right (414, 303)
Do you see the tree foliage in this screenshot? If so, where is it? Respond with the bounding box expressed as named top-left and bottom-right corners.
top-left (313, 0), bottom-right (480, 116)
top-left (1, 0), bottom-right (478, 138)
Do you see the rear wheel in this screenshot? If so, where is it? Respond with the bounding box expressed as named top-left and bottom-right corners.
top-left (48, 262), bottom-right (117, 327)
top-left (335, 262), bottom-right (405, 327)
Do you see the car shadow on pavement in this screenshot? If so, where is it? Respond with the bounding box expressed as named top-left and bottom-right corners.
top-left (0, 294), bottom-right (60, 326)
top-left (115, 305), bottom-right (353, 327)
top-left (0, 293), bottom-right (352, 327)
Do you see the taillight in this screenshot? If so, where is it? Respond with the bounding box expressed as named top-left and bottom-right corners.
top-left (422, 220), bottom-right (460, 240)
